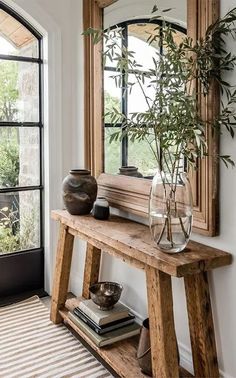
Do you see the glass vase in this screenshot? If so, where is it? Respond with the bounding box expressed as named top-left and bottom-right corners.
top-left (149, 170), bottom-right (193, 253)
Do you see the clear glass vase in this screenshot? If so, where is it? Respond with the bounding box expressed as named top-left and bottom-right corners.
top-left (149, 170), bottom-right (193, 253)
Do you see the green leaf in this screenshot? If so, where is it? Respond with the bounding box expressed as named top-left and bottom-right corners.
top-left (162, 8), bottom-right (173, 13)
top-left (152, 5), bottom-right (158, 13)
top-left (220, 155), bottom-right (235, 168)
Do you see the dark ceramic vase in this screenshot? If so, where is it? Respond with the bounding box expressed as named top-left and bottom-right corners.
top-left (92, 197), bottom-right (110, 220)
top-left (118, 166), bottom-right (143, 178)
top-left (137, 318), bottom-right (180, 376)
top-left (62, 169), bottom-right (97, 215)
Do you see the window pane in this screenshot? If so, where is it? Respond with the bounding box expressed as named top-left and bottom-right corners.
top-left (0, 60), bottom-right (39, 122)
top-left (128, 23), bottom-right (160, 71)
top-left (128, 134), bottom-right (158, 178)
top-left (128, 73), bottom-right (156, 115)
top-left (0, 190), bottom-right (40, 254)
top-left (104, 70), bottom-right (122, 123)
top-left (104, 28), bottom-right (122, 68)
top-left (0, 9), bottom-right (39, 58)
top-left (0, 127), bottom-right (40, 189)
top-left (104, 127), bottom-right (121, 174)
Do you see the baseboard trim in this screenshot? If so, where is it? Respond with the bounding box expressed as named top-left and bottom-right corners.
top-left (178, 342), bottom-right (234, 378)
top-left (178, 342), bottom-right (194, 375)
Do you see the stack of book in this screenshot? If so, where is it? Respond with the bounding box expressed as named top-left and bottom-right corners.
top-left (68, 299), bottom-right (140, 347)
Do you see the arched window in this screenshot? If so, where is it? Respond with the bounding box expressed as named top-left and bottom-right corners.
top-left (0, 2), bottom-right (43, 296)
top-left (104, 20), bottom-right (186, 177)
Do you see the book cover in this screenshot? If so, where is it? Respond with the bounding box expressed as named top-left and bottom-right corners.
top-left (78, 299), bottom-right (130, 326)
top-left (68, 311), bottom-right (140, 347)
top-left (73, 308), bottom-right (135, 335)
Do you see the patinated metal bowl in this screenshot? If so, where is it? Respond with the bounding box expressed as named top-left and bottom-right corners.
top-left (89, 282), bottom-right (123, 310)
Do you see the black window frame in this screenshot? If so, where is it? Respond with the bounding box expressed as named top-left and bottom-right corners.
top-left (104, 19), bottom-right (186, 171)
top-left (0, 1), bottom-right (44, 257)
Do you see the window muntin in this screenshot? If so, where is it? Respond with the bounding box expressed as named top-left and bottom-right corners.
top-left (104, 20), bottom-right (186, 178)
top-left (0, 4), bottom-right (43, 255)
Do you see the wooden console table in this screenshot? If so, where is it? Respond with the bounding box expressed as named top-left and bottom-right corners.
top-left (50, 210), bottom-right (232, 378)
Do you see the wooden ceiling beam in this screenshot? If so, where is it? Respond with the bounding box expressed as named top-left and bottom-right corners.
top-left (96, 0), bottom-right (118, 8)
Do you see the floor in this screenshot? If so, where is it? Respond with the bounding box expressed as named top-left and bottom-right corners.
top-left (0, 288), bottom-right (47, 307)
top-left (41, 295), bottom-right (118, 377)
top-left (41, 295), bottom-right (51, 309)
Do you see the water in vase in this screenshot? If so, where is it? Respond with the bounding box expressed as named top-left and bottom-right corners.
top-left (150, 211), bottom-right (192, 253)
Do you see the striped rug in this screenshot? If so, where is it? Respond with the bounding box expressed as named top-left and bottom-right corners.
top-left (0, 296), bottom-right (113, 378)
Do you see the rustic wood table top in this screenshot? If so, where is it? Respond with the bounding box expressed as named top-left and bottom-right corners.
top-left (52, 210), bottom-right (232, 277)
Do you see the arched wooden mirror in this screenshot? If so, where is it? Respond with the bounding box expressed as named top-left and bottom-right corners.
top-left (83, 0), bottom-right (220, 236)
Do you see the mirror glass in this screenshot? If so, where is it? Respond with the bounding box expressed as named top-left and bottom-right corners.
top-left (103, 2), bottom-right (187, 178)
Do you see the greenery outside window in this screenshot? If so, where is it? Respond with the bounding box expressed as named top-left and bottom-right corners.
top-left (0, 3), bottom-right (43, 255)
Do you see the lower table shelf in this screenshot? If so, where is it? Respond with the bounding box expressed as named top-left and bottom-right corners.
top-left (60, 298), bottom-right (193, 378)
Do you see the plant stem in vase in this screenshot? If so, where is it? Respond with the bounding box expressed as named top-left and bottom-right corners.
top-left (149, 168), bottom-right (193, 253)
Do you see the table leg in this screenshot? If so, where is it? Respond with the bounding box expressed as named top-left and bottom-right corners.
top-left (146, 266), bottom-right (179, 378)
top-left (50, 223), bottom-right (74, 324)
top-left (184, 272), bottom-right (219, 378)
top-left (82, 243), bottom-right (101, 299)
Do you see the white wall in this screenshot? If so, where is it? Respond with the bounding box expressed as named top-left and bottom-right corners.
top-left (6, 0), bottom-right (236, 377)
top-left (104, 0), bottom-right (186, 28)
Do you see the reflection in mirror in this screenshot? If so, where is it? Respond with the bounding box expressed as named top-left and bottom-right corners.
top-left (103, 18), bottom-right (186, 178)
top-left (84, 0), bottom-right (220, 235)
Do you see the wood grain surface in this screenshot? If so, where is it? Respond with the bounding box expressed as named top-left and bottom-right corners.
top-left (50, 211), bottom-right (229, 378)
top-left (146, 268), bottom-right (179, 378)
top-left (50, 224), bottom-right (74, 323)
top-left (82, 243), bottom-right (101, 299)
top-left (96, 0), bottom-right (118, 7)
top-left (185, 272), bottom-right (219, 377)
top-left (83, 0), bottom-right (103, 177)
top-left (52, 210), bottom-right (232, 277)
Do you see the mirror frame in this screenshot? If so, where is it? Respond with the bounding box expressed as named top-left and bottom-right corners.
top-left (83, 0), bottom-right (220, 236)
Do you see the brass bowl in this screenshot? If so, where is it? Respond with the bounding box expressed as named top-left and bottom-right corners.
top-left (89, 282), bottom-right (123, 311)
